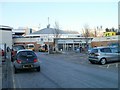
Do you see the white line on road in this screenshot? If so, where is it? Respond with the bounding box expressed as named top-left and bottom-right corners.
top-left (99, 65), bottom-right (107, 68)
top-left (107, 65), bottom-right (109, 68)
top-left (16, 76), bottom-right (21, 88)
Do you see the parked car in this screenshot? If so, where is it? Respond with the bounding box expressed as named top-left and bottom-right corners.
top-left (88, 46), bottom-right (120, 65)
top-left (0, 44), bottom-right (5, 59)
top-left (0, 48), bottom-right (5, 62)
top-left (39, 45), bottom-right (48, 52)
top-left (13, 49), bottom-right (40, 74)
top-left (11, 45), bottom-right (25, 61)
top-left (26, 44), bottom-right (35, 51)
top-left (2, 49), bottom-right (4, 56)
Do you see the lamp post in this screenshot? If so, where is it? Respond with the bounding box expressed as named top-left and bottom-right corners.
top-left (48, 34), bottom-right (50, 54)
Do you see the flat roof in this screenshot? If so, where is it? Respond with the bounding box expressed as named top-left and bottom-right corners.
top-left (0, 25), bottom-right (13, 31)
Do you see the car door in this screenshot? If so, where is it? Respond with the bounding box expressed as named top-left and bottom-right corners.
top-left (111, 47), bottom-right (120, 61)
top-left (100, 48), bottom-right (116, 61)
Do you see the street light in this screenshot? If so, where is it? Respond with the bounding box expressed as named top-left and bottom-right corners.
top-left (48, 34), bottom-right (50, 54)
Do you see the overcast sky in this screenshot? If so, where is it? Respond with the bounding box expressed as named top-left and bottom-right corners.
top-left (0, 0), bottom-right (119, 33)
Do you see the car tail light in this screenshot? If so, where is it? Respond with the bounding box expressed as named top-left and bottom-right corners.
top-left (17, 60), bottom-right (22, 64)
top-left (34, 59), bottom-right (38, 63)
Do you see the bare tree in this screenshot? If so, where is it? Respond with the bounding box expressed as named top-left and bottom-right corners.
top-left (53, 21), bottom-right (61, 52)
top-left (83, 24), bottom-right (90, 47)
top-left (105, 28), bottom-right (109, 32)
top-left (94, 28), bottom-right (97, 37)
top-left (54, 21), bottom-right (61, 38)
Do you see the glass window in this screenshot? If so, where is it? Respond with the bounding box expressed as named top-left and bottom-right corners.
top-left (100, 48), bottom-right (111, 53)
top-left (111, 47), bottom-right (119, 53)
top-left (13, 45), bottom-right (25, 51)
top-left (41, 38), bottom-right (43, 41)
top-left (18, 51), bottom-right (36, 58)
top-left (91, 49), bottom-right (98, 53)
top-left (29, 45), bottom-right (34, 48)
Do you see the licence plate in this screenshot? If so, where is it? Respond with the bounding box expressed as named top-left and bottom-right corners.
top-left (23, 64), bottom-right (33, 68)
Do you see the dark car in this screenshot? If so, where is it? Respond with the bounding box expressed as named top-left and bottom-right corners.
top-left (12, 45), bottom-right (25, 51)
top-left (13, 49), bottom-right (40, 74)
top-left (11, 45), bottom-right (25, 61)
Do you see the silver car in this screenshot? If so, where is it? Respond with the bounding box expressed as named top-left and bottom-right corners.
top-left (13, 49), bottom-right (40, 74)
top-left (88, 46), bottom-right (120, 65)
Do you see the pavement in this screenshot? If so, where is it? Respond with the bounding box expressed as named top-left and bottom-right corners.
top-left (0, 57), bottom-right (6, 89)
top-left (1, 57), bottom-right (7, 89)
top-left (1, 52), bottom-right (14, 89)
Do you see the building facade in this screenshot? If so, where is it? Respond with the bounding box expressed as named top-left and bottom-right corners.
top-left (91, 35), bottom-right (120, 47)
top-left (0, 25), bottom-right (13, 49)
top-left (13, 27), bottom-right (93, 51)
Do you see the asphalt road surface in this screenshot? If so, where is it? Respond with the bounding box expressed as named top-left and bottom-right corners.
top-left (11, 52), bottom-right (119, 88)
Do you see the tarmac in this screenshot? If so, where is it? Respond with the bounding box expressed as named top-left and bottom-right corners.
top-left (0, 50), bottom-right (88, 89)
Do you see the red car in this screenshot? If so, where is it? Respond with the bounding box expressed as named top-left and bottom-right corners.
top-left (2, 49), bottom-right (4, 56)
top-left (11, 45), bottom-right (25, 62)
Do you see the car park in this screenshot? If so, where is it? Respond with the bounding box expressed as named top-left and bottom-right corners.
top-left (13, 49), bottom-right (40, 74)
top-left (88, 46), bottom-right (120, 65)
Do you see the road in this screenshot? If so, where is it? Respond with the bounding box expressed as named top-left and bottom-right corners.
top-left (11, 52), bottom-right (119, 88)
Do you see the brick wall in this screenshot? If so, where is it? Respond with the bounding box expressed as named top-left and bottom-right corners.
top-left (91, 40), bottom-right (120, 47)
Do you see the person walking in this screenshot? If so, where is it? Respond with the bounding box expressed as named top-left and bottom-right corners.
top-left (79, 46), bottom-right (82, 53)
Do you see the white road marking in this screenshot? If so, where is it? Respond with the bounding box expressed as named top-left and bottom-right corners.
top-left (16, 76), bottom-right (21, 88)
top-left (116, 64), bottom-right (118, 67)
top-left (99, 65), bottom-right (107, 68)
top-left (98, 63), bottom-right (119, 69)
top-left (107, 65), bottom-right (109, 68)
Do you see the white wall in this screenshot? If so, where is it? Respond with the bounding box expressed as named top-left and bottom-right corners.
top-left (0, 30), bottom-right (12, 49)
top-left (118, 1), bottom-right (120, 28)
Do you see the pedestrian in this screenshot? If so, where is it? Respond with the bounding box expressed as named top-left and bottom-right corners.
top-left (11, 49), bottom-right (16, 62)
top-left (79, 46), bottom-right (82, 53)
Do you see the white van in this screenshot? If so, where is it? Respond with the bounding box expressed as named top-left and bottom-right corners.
top-left (26, 44), bottom-right (35, 51)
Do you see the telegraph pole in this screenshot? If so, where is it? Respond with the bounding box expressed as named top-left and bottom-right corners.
top-left (47, 17), bottom-right (50, 54)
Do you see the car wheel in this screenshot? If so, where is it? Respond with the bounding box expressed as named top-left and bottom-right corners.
top-left (36, 66), bottom-right (40, 72)
top-left (100, 58), bottom-right (107, 65)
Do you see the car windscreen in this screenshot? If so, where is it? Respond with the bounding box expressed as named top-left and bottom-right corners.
top-left (90, 49), bottom-right (98, 53)
top-left (100, 48), bottom-right (112, 53)
top-left (13, 45), bottom-right (25, 51)
top-left (27, 45), bottom-right (34, 48)
top-left (17, 51), bottom-right (37, 58)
